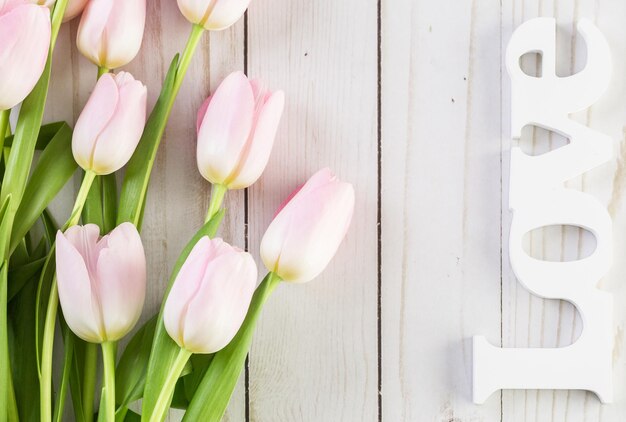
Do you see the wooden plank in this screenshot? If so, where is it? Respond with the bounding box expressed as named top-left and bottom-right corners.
top-left (380, 0), bottom-right (503, 420)
top-left (245, 0), bottom-right (379, 420)
top-left (500, 0), bottom-right (626, 420)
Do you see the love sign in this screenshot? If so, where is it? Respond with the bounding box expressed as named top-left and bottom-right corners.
top-left (473, 17), bottom-right (615, 404)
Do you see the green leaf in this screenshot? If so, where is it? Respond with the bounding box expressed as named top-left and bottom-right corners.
top-left (115, 314), bottom-right (157, 410)
top-left (3, 122), bottom-right (65, 151)
top-left (101, 174), bottom-right (118, 234)
top-left (82, 173), bottom-right (117, 234)
top-left (10, 123), bottom-right (77, 255)
top-left (8, 271), bottom-right (41, 422)
top-left (141, 211), bottom-right (224, 420)
top-left (0, 53), bottom-right (53, 259)
top-left (53, 318), bottom-right (74, 422)
top-left (117, 55), bottom-right (179, 229)
top-left (183, 273), bottom-right (281, 422)
top-left (7, 257), bottom-right (46, 302)
top-left (183, 354), bottom-right (213, 402)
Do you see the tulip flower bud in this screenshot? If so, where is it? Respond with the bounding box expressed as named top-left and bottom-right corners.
top-left (56, 223), bottom-right (147, 343)
top-left (63, 0), bottom-right (88, 21)
top-left (77, 0), bottom-right (146, 69)
top-left (197, 71), bottom-right (285, 190)
top-left (177, 0), bottom-right (250, 31)
top-left (164, 237), bottom-right (257, 354)
top-left (22, 0), bottom-right (86, 20)
top-left (0, 3), bottom-right (51, 110)
top-left (260, 168), bottom-right (355, 284)
top-left (72, 72), bottom-right (147, 175)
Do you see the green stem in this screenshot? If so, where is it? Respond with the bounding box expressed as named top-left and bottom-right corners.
top-left (49, 0), bottom-right (69, 51)
top-left (99, 342), bottom-right (117, 422)
top-left (82, 343), bottom-right (97, 421)
top-left (173, 24), bottom-right (205, 95)
top-left (63, 171), bottom-right (97, 230)
top-left (97, 67), bottom-right (110, 79)
top-left (149, 348), bottom-right (192, 422)
top-left (205, 184), bottom-right (227, 223)
top-left (40, 171), bottom-right (96, 422)
top-left (0, 110), bottom-right (9, 153)
top-left (40, 278), bottom-right (58, 422)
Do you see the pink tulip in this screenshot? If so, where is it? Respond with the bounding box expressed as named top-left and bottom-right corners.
top-left (56, 223), bottom-right (146, 343)
top-left (260, 168), bottom-right (355, 283)
top-left (164, 237), bottom-right (257, 354)
top-left (177, 0), bottom-right (250, 31)
top-left (77, 0), bottom-right (146, 69)
top-left (0, 3), bottom-right (50, 110)
top-left (63, 0), bottom-right (88, 21)
top-left (17, 0), bottom-right (86, 19)
top-left (72, 72), bottom-right (147, 175)
top-left (197, 72), bottom-right (285, 189)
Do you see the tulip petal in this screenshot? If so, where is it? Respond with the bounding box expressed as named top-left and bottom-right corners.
top-left (95, 222), bottom-right (146, 341)
top-left (63, 224), bottom-right (103, 273)
top-left (56, 231), bottom-right (103, 342)
top-left (228, 90), bottom-right (285, 189)
top-left (203, 0), bottom-right (251, 31)
top-left (91, 73), bottom-right (147, 174)
top-left (181, 252), bottom-right (257, 353)
top-left (196, 94), bottom-right (211, 133)
top-left (72, 74), bottom-right (119, 172)
top-left (63, 0), bottom-right (88, 22)
top-left (163, 236), bottom-right (213, 348)
top-left (260, 169), bottom-right (355, 283)
top-left (176, 0), bottom-right (210, 27)
top-left (0, 4), bottom-right (50, 110)
top-left (76, 0), bottom-right (113, 66)
top-left (197, 71), bottom-right (254, 185)
top-left (102, 0), bottom-right (146, 68)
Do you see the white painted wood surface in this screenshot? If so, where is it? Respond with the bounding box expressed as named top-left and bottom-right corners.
top-left (40, 0), bottom-right (626, 420)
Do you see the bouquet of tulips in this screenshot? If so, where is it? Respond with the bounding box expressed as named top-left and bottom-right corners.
top-left (0, 0), bottom-right (355, 421)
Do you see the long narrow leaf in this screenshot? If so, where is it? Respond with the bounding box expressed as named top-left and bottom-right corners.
top-left (10, 123), bottom-right (77, 255)
top-left (117, 56), bottom-right (179, 229)
top-left (3, 121), bottom-right (65, 151)
top-left (115, 315), bottom-right (157, 412)
top-left (8, 272), bottom-right (41, 421)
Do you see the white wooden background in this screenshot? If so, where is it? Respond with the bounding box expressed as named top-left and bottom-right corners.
top-left (39, 0), bottom-right (626, 420)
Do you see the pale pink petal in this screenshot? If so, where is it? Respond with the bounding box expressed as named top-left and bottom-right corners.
top-left (260, 169), bottom-right (355, 283)
top-left (176, 0), bottom-right (210, 26)
top-left (63, 224), bottom-right (102, 274)
top-left (76, 0), bottom-right (113, 66)
top-left (203, 0), bottom-right (250, 31)
top-left (196, 95), bottom-right (211, 133)
top-left (56, 231), bottom-right (103, 342)
top-left (90, 73), bottom-right (146, 174)
top-left (0, 4), bottom-right (50, 110)
top-left (100, 0), bottom-right (145, 68)
top-left (63, 0), bottom-right (88, 22)
top-left (197, 71), bottom-right (254, 185)
top-left (163, 236), bottom-right (213, 347)
top-left (181, 252), bottom-right (257, 353)
top-left (72, 74), bottom-right (119, 171)
top-left (95, 222), bottom-right (146, 341)
top-left (228, 90), bottom-right (284, 189)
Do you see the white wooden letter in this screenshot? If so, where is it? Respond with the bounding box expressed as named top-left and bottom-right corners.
top-left (473, 17), bottom-right (615, 404)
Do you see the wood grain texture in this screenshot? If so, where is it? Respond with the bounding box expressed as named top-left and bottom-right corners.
top-left (245, 0), bottom-right (379, 421)
top-left (38, 0), bottom-right (626, 420)
top-left (381, 0), bottom-right (502, 420)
